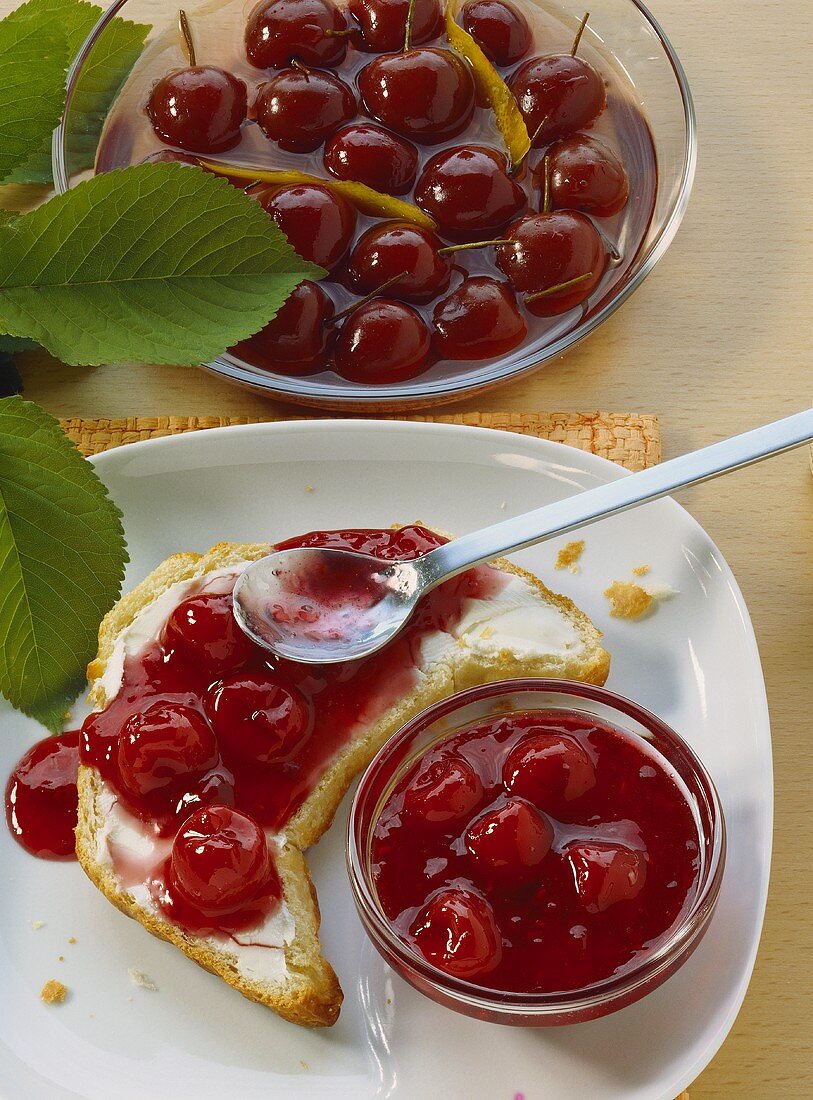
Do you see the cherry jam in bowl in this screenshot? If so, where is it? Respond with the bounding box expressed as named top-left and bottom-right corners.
top-left (53, 0), bottom-right (695, 411)
top-left (347, 680), bottom-right (724, 1025)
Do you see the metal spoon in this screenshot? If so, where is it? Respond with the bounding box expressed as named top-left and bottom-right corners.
top-left (233, 409), bottom-right (813, 664)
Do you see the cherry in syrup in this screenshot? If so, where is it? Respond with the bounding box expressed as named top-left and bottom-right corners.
top-left (5, 732), bottom-right (80, 860)
top-left (412, 886), bottom-right (502, 980)
top-left (245, 0), bottom-right (349, 70)
top-left (163, 590), bottom-right (256, 674)
top-left (502, 726), bottom-right (597, 813)
top-left (432, 276), bottom-right (526, 360)
top-left (254, 67), bottom-right (356, 153)
top-left (401, 753), bottom-right (484, 825)
top-left (347, 222), bottom-right (452, 304)
top-left (234, 280), bottom-right (335, 374)
top-left (564, 840), bottom-right (647, 914)
top-left (414, 144), bottom-right (526, 239)
top-left (259, 183), bottom-right (357, 270)
top-left (496, 211), bottom-right (606, 316)
top-left (349, 0), bottom-right (443, 52)
top-left (334, 299), bottom-right (431, 383)
top-left (358, 48), bottom-right (476, 145)
top-left (509, 52), bottom-right (606, 146)
top-left (116, 703), bottom-right (219, 801)
top-left (323, 123), bottom-right (419, 195)
top-left (465, 796), bottom-right (553, 887)
top-left (206, 672), bottom-right (313, 764)
top-left (546, 132), bottom-right (629, 217)
top-left (461, 0), bottom-right (531, 66)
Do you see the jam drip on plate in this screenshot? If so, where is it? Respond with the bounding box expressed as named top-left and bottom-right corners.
top-left (5, 732), bottom-right (80, 859)
top-left (372, 709), bottom-right (701, 992)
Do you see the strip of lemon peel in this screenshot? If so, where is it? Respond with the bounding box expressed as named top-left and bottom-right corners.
top-left (199, 161), bottom-right (438, 230)
top-left (444, 1), bottom-right (531, 167)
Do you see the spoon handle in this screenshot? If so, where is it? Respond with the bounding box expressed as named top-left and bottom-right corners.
top-left (421, 409), bottom-right (813, 584)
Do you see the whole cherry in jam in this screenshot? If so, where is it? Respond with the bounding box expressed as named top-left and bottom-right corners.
top-left (206, 672), bottom-right (312, 764)
top-left (503, 726), bottom-right (596, 813)
top-left (358, 48), bottom-right (476, 145)
top-left (254, 67), bottom-right (355, 153)
top-left (146, 67), bottom-right (247, 154)
top-left (170, 804), bottom-right (275, 912)
top-left (259, 183), bottom-right (356, 270)
top-left (234, 280), bottom-right (335, 375)
top-left (116, 703), bottom-right (218, 800)
top-left (414, 145), bottom-right (526, 239)
top-left (565, 840), bottom-right (647, 914)
top-left (347, 222), bottom-right (452, 304)
top-left (323, 123), bottom-right (419, 195)
top-left (349, 0), bottom-right (443, 52)
top-left (245, 0), bottom-right (349, 70)
top-left (547, 132), bottom-right (630, 217)
top-left (5, 732), bottom-right (80, 859)
top-left (412, 886), bottom-right (502, 980)
top-left (401, 753), bottom-right (484, 825)
top-left (509, 53), bottom-right (606, 145)
top-left (432, 276), bottom-right (526, 360)
top-left (163, 590), bottom-right (256, 675)
top-left (461, 0), bottom-right (531, 66)
top-left (465, 796), bottom-right (553, 887)
top-left (335, 299), bottom-right (431, 383)
top-left (496, 211), bottom-right (606, 316)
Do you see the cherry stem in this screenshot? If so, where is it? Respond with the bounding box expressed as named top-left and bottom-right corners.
top-left (595, 225), bottom-right (622, 262)
top-left (178, 9), bottom-right (196, 66)
top-left (541, 154), bottom-right (552, 213)
top-left (324, 27), bottom-right (354, 37)
top-left (571, 11), bottom-right (589, 57)
top-left (526, 271), bottom-right (592, 303)
top-left (438, 239), bottom-right (511, 255)
top-left (291, 58), bottom-right (311, 74)
top-left (403, 0), bottom-right (417, 52)
top-left (330, 271), bottom-right (408, 323)
top-left (510, 116), bottom-right (548, 174)
top-left (243, 179), bottom-right (264, 193)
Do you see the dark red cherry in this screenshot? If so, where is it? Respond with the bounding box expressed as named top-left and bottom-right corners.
top-left (146, 66), bottom-right (247, 153)
top-left (465, 796), bottom-right (553, 887)
top-left (163, 591), bottom-right (256, 674)
top-left (547, 132), bottom-right (629, 217)
top-left (461, 0), bottom-right (531, 66)
top-left (245, 0), bottom-right (349, 69)
top-left (414, 144), bottom-right (526, 239)
top-left (5, 732), bottom-right (80, 860)
top-left (117, 703), bottom-right (218, 799)
top-left (347, 223), bottom-right (452, 304)
top-left (254, 68), bottom-right (355, 153)
top-left (349, 0), bottom-right (443, 52)
top-left (412, 886), bottom-right (502, 979)
top-left (170, 805), bottom-right (274, 912)
top-left (259, 183), bottom-right (356, 270)
top-left (235, 281), bottom-right (335, 375)
top-left (206, 671), bottom-right (312, 764)
top-left (335, 299), bottom-right (431, 383)
top-left (509, 54), bottom-right (606, 145)
top-left (358, 48), bottom-right (475, 145)
top-left (401, 753), bottom-right (484, 825)
top-left (324, 123), bottom-right (418, 195)
top-left (502, 728), bottom-right (597, 811)
top-left (564, 841), bottom-right (647, 913)
top-left (433, 276), bottom-right (526, 360)
top-left (496, 211), bottom-right (606, 316)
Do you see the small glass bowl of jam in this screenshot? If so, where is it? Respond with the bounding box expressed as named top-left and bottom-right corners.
top-left (347, 679), bottom-right (725, 1026)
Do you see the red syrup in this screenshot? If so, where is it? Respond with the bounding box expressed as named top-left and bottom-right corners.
top-left (5, 526), bottom-right (502, 938)
top-left (371, 709), bottom-right (701, 992)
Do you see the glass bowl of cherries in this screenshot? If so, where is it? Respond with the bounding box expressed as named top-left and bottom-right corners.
top-left (54, 0), bottom-right (696, 410)
top-left (347, 679), bottom-right (725, 1026)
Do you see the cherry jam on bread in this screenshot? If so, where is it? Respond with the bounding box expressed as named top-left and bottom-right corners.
top-left (371, 709), bottom-right (702, 992)
top-left (96, 0), bottom-right (657, 387)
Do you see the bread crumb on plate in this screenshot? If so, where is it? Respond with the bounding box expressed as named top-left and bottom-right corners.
top-left (632, 564), bottom-right (650, 577)
top-left (40, 979), bottom-right (68, 1005)
top-left (128, 968), bottom-right (158, 992)
top-left (31, 920), bottom-right (45, 930)
top-left (555, 540), bottom-right (585, 573)
top-left (68, 937), bottom-right (77, 945)
top-left (604, 580), bottom-right (676, 620)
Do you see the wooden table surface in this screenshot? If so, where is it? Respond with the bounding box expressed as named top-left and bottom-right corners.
top-left (2, 0), bottom-right (812, 1094)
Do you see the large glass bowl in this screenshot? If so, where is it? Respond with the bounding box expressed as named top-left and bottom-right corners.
top-left (53, 0), bottom-right (696, 411)
top-left (347, 680), bottom-right (725, 1026)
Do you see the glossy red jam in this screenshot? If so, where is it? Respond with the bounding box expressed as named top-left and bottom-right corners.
top-left (371, 709), bottom-right (701, 993)
top-left (5, 731), bottom-right (80, 859)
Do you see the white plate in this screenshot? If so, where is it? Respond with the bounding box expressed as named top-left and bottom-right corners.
top-left (0, 421), bottom-right (772, 1100)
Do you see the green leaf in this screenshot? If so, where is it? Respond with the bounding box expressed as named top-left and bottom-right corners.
top-left (0, 396), bottom-right (127, 730)
top-left (0, 0), bottom-right (69, 185)
top-left (0, 163), bottom-right (325, 366)
top-left (5, 0), bottom-right (150, 185)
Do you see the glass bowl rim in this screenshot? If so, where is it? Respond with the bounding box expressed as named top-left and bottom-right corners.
top-left (346, 678), bottom-right (726, 1017)
top-left (51, 0), bottom-right (697, 409)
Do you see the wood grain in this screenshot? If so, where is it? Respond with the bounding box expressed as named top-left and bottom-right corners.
top-left (1, 0), bottom-right (811, 1094)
